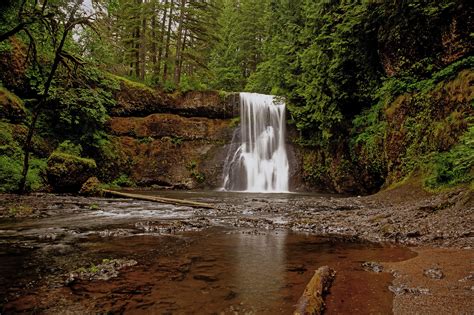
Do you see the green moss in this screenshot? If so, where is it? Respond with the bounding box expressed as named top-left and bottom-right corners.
top-left (106, 72), bottom-right (155, 93)
top-left (8, 204), bottom-right (33, 217)
top-left (138, 136), bottom-right (154, 144)
top-left (0, 86), bottom-right (24, 107)
top-left (47, 151), bottom-right (97, 192)
top-left (110, 174), bottom-right (135, 188)
top-left (48, 152), bottom-right (96, 169)
top-left (56, 140), bottom-right (83, 156)
top-left (424, 126), bottom-right (474, 189)
top-left (0, 87), bottom-right (26, 122)
top-left (229, 116), bottom-right (241, 128)
top-left (351, 66), bottom-right (473, 189)
top-left (0, 122), bottom-right (46, 192)
top-left (302, 151), bottom-right (329, 185)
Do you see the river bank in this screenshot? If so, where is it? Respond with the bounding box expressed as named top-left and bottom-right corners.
top-left (0, 185), bottom-right (472, 314)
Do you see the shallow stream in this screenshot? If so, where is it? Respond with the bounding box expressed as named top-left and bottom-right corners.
top-left (0, 191), bottom-right (415, 314)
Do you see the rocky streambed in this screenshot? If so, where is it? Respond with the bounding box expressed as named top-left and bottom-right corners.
top-left (0, 186), bottom-right (472, 314)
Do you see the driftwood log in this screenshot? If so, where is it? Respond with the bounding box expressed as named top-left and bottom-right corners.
top-left (102, 189), bottom-right (215, 209)
top-left (294, 266), bottom-right (336, 315)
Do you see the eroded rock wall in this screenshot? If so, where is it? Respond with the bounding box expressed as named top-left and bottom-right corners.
top-left (107, 87), bottom-right (238, 189)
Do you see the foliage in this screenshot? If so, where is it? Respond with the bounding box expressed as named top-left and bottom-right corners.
top-left (56, 140), bottom-right (83, 156)
top-left (186, 160), bottom-right (205, 183)
top-left (425, 126), bottom-right (474, 189)
top-left (109, 174), bottom-right (136, 188)
top-left (0, 155), bottom-right (46, 193)
top-left (0, 122), bottom-right (46, 192)
top-left (207, 0), bottom-right (269, 91)
top-left (351, 64), bottom-right (473, 188)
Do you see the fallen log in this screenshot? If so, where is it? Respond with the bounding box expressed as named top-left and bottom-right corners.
top-left (102, 189), bottom-right (215, 209)
top-left (294, 266), bottom-right (336, 315)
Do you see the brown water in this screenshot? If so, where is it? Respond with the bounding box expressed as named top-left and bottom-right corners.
top-left (0, 192), bottom-right (415, 314)
top-left (1, 228), bottom-right (414, 314)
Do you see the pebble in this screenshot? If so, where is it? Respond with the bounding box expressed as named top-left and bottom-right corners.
top-left (423, 267), bottom-right (444, 280)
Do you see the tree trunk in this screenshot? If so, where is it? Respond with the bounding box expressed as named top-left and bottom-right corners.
top-left (177, 28), bottom-right (187, 83)
top-left (151, 1), bottom-right (157, 75)
top-left (156, 0), bottom-right (169, 79)
top-left (139, 0), bottom-right (147, 81)
top-left (134, 0), bottom-right (142, 78)
top-left (18, 3), bottom-right (79, 193)
top-left (173, 0), bottom-right (186, 85)
top-left (162, 0), bottom-right (174, 82)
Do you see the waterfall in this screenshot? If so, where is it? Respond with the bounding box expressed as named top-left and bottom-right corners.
top-left (222, 92), bottom-right (289, 192)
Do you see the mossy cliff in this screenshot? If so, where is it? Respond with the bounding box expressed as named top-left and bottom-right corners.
top-left (293, 62), bottom-right (473, 194)
top-left (0, 33), bottom-right (471, 193)
top-left (0, 38), bottom-right (238, 192)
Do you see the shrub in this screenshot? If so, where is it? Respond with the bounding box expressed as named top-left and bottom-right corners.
top-left (425, 126), bottom-right (474, 189)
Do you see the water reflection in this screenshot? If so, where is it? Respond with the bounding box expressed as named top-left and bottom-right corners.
top-left (233, 231), bottom-right (287, 309)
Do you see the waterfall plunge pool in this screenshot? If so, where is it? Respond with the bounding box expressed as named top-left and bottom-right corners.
top-left (0, 192), bottom-right (415, 314)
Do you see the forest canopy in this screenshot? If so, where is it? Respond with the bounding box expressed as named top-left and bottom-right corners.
top-left (0, 0), bottom-right (472, 193)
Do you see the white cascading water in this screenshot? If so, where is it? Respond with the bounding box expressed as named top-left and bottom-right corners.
top-left (222, 92), bottom-right (289, 192)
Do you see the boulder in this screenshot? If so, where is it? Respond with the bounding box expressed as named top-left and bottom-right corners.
top-left (47, 152), bottom-right (96, 192)
top-left (79, 177), bottom-right (102, 196)
top-left (0, 87), bottom-right (26, 123)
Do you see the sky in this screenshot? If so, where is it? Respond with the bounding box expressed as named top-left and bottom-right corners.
top-left (82, 0), bottom-right (94, 13)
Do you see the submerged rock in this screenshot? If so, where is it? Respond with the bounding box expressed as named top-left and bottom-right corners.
top-left (362, 261), bottom-right (384, 273)
top-left (424, 267), bottom-right (444, 280)
top-left (389, 285), bottom-right (430, 296)
top-left (65, 258), bottom-right (137, 285)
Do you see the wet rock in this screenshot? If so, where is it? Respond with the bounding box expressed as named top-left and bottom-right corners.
top-left (224, 290), bottom-right (238, 300)
top-left (287, 265), bottom-right (308, 273)
top-left (458, 273), bottom-right (474, 283)
top-left (135, 219), bottom-right (209, 234)
top-left (65, 258), bottom-right (137, 285)
top-left (79, 177), bottom-right (102, 196)
top-left (193, 274), bottom-right (218, 282)
top-left (99, 229), bottom-right (133, 237)
top-left (389, 285), bottom-right (430, 295)
top-left (108, 114), bottom-right (230, 141)
top-left (40, 244), bottom-right (73, 255)
top-left (362, 261), bottom-right (384, 273)
top-left (423, 267), bottom-right (444, 280)
top-left (406, 230), bottom-right (421, 238)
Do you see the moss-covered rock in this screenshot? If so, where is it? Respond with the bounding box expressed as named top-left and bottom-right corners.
top-left (0, 38), bottom-right (29, 94)
top-left (91, 137), bottom-right (131, 183)
top-left (383, 69), bottom-right (473, 185)
top-left (109, 76), bottom-right (238, 119)
top-left (47, 152), bottom-right (97, 192)
top-left (110, 77), bottom-right (175, 117)
top-left (79, 177), bottom-right (102, 196)
top-left (108, 114), bottom-right (232, 140)
top-left (172, 91), bottom-right (239, 119)
top-left (0, 87), bottom-right (26, 123)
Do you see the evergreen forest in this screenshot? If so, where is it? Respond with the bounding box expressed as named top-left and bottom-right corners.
top-left (0, 0), bottom-right (472, 193)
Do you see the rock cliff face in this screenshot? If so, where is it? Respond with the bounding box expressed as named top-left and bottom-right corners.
top-left (107, 87), bottom-right (238, 189)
